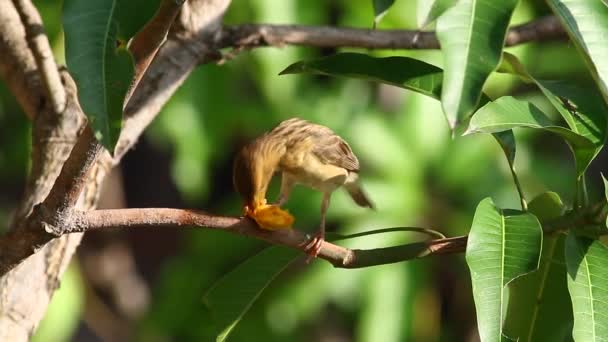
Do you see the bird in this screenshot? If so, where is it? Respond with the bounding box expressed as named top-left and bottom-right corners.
top-left (233, 117), bottom-right (374, 258)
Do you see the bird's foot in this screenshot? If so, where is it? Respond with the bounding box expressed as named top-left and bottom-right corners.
top-left (304, 231), bottom-right (325, 263)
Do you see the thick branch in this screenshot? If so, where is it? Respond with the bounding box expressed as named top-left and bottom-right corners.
top-left (0, 0), bottom-right (43, 119)
top-left (71, 209), bottom-right (465, 268)
top-left (41, 127), bottom-right (102, 214)
top-left (12, 0), bottom-right (65, 114)
top-left (216, 16), bottom-right (565, 51)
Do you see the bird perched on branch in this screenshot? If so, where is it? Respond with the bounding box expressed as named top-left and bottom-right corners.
top-left (233, 118), bottom-right (374, 258)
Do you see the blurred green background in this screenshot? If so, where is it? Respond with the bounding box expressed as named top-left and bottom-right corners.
top-left (1, 0), bottom-right (605, 341)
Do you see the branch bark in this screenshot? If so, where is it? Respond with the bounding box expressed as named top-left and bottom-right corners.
top-left (0, 0), bottom-right (232, 340)
top-left (69, 209), bottom-right (467, 268)
top-left (215, 16), bottom-right (565, 51)
top-left (13, 0), bottom-right (65, 114)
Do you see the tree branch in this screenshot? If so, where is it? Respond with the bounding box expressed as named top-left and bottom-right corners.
top-left (126, 0), bottom-right (185, 103)
top-left (0, 0), bottom-right (44, 120)
top-left (12, 0), bottom-right (65, 114)
top-left (216, 16), bottom-right (565, 51)
top-left (70, 209), bottom-right (466, 268)
top-left (39, 127), bottom-right (102, 215)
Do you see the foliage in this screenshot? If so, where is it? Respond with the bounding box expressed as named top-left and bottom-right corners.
top-left (2, 0), bottom-right (608, 341)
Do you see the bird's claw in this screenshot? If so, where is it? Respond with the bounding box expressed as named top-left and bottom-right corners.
top-left (304, 232), bottom-right (325, 263)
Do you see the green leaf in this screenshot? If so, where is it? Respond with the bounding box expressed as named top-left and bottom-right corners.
top-left (527, 192), bottom-right (565, 221)
top-left (546, 0), bottom-right (608, 103)
top-left (503, 193), bottom-right (573, 342)
top-left (603, 174), bottom-right (608, 228)
top-left (500, 53), bottom-right (607, 146)
top-left (498, 52), bottom-right (607, 177)
top-left (566, 235), bottom-right (608, 342)
top-left (538, 81), bottom-right (607, 153)
top-left (372, 0), bottom-right (396, 27)
top-left (492, 130), bottom-right (527, 211)
top-left (280, 53), bottom-right (444, 99)
top-left (63, 0), bottom-right (135, 151)
top-left (417, 0), bottom-right (457, 28)
top-left (436, 0), bottom-right (518, 129)
top-left (466, 198), bottom-right (543, 342)
top-left (115, 0), bottom-right (161, 39)
top-left (203, 247), bottom-right (299, 342)
top-left (493, 131), bottom-right (515, 166)
top-left (467, 96), bottom-right (597, 177)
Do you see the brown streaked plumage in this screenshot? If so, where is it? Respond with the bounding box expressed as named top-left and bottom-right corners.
top-left (233, 118), bottom-right (374, 258)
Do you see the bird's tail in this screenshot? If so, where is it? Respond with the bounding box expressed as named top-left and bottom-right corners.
top-left (345, 182), bottom-right (374, 209)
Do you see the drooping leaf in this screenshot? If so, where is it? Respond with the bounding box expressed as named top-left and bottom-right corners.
top-left (498, 52), bottom-right (607, 177)
top-left (63, 0), bottom-right (135, 151)
top-left (466, 198), bottom-right (543, 342)
top-left (417, 0), bottom-right (457, 28)
top-left (203, 246), bottom-right (299, 342)
top-left (500, 52), bottom-right (607, 144)
top-left (436, 0), bottom-right (518, 129)
top-left (467, 96), bottom-right (597, 177)
top-left (546, 0), bottom-right (608, 103)
top-left (565, 235), bottom-right (608, 342)
top-left (538, 81), bottom-right (606, 155)
top-left (280, 53), bottom-right (444, 99)
top-left (503, 193), bottom-right (573, 342)
top-left (372, 0), bottom-right (396, 28)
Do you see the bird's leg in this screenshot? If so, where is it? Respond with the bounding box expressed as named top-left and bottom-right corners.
top-left (275, 173), bottom-right (294, 207)
top-left (305, 192), bottom-right (331, 262)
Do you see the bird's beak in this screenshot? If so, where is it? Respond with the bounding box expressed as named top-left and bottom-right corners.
top-left (244, 198), bottom-right (267, 216)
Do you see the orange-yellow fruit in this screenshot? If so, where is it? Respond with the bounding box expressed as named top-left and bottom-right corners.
top-left (248, 204), bottom-right (294, 230)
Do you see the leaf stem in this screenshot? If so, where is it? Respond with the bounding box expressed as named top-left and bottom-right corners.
top-left (511, 166), bottom-right (528, 211)
top-left (575, 175), bottom-right (589, 210)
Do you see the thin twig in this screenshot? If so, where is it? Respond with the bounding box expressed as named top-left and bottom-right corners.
top-left (215, 16), bottom-right (565, 51)
top-left (12, 0), bottom-right (65, 114)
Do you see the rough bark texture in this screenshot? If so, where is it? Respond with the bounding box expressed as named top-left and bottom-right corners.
top-left (0, 0), bottom-right (232, 339)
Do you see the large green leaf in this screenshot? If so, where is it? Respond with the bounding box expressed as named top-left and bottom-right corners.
top-left (503, 193), bottom-right (573, 341)
top-left (565, 235), bottom-right (608, 342)
top-left (280, 53), bottom-right (444, 99)
top-left (467, 96), bottom-right (597, 177)
top-left (63, 0), bottom-right (135, 151)
top-left (372, 0), bottom-right (396, 27)
top-left (203, 246), bottom-right (299, 342)
top-left (466, 198), bottom-right (543, 342)
top-left (547, 0), bottom-right (608, 103)
top-left (436, 0), bottom-right (518, 129)
top-left (417, 0), bottom-right (457, 28)
top-left (498, 53), bottom-right (607, 177)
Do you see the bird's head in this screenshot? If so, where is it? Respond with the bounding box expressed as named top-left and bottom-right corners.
top-left (232, 139), bottom-right (280, 215)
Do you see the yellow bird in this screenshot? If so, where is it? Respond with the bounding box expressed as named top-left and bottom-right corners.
top-left (233, 118), bottom-right (374, 257)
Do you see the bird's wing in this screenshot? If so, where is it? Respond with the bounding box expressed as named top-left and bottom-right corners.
top-left (270, 118), bottom-right (360, 172)
top-left (312, 133), bottom-right (360, 172)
